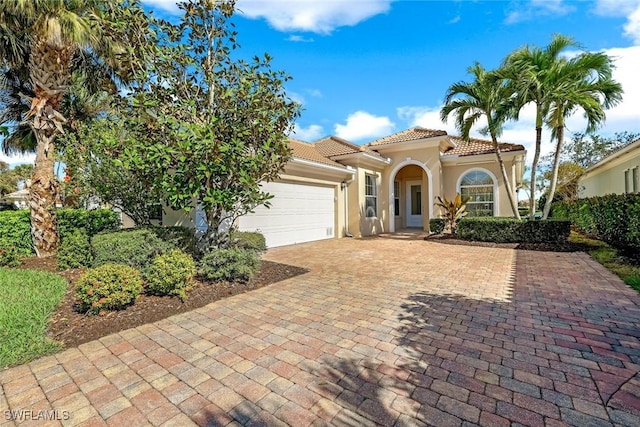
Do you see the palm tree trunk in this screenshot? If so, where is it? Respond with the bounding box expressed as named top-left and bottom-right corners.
top-left (29, 129), bottom-right (60, 257)
top-left (529, 123), bottom-right (543, 219)
top-left (490, 133), bottom-right (520, 219)
top-left (543, 126), bottom-right (564, 219)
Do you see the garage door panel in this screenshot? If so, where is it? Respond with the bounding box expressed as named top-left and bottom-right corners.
top-left (238, 182), bottom-right (335, 248)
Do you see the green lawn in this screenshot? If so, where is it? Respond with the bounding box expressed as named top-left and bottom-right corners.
top-left (0, 268), bottom-right (68, 368)
top-left (569, 231), bottom-right (640, 292)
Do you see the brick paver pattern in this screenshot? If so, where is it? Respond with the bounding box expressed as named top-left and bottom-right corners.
top-left (2, 237), bottom-right (640, 426)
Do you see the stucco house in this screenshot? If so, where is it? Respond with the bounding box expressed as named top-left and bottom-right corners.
top-left (163, 127), bottom-right (526, 248)
top-left (578, 138), bottom-right (640, 198)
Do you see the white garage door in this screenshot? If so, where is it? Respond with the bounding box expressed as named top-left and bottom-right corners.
top-left (238, 181), bottom-right (335, 248)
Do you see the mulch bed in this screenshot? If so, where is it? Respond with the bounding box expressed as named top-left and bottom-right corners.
top-left (18, 257), bottom-right (308, 349)
top-left (424, 233), bottom-right (592, 252)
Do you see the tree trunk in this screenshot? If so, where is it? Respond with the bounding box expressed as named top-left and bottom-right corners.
top-left (542, 126), bottom-right (565, 219)
top-left (491, 133), bottom-right (521, 219)
top-left (29, 130), bottom-right (60, 257)
top-left (25, 39), bottom-right (73, 256)
top-left (529, 122), bottom-right (543, 220)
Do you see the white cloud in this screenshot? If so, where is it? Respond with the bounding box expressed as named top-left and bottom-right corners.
top-left (237, 0), bottom-right (393, 34)
top-left (334, 111), bottom-right (394, 141)
top-left (397, 106), bottom-right (456, 134)
top-left (141, 0), bottom-right (180, 13)
top-left (291, 124), bottom-right (324, 141)
top-left (286, 35), bottom-right (314, 42)
top-left (305, 88), bottom-right (322, 98)
top-left (0, 151), bottom-right (35, 166)
top-left (448, 15), bottom-right (461, 24)
top-left (593, 0), bottom-right (640, 16)
top-left (624, 6), bottom-right (640, 44)
top-left (505, 0), bottom-right (574, 24)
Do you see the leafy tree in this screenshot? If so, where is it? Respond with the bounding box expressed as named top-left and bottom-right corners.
top-left (562, 131), bottom-right (640, 168)
top-left (0, 0), bottom-right (152, 256)
top-left (122, 0), bottom-right (300, 250)
top-left (501, 34), bottom-right (578, 219)
top-left (537, 161), bottom-right (585, 204)
top-left (541, 51), bottom-right (623, 218)
top-left (62, 116), bottom-right (163, 225)
top-left (441, 63), bottom-right (521, 219)
top-left (0, 162), bottom-right (33, 196)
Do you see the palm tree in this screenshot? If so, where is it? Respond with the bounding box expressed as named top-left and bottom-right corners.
top-left (0, 1), bottom-right (150, 256)
top-left (441, 63), bottom-right (521, 219)
top-left (500, 34), bottom-right (577, 219)
top-left (541, 52), bottom-right (623, 218)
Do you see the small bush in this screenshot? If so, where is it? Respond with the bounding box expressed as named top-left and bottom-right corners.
top-left (229, 230), bottom-right (267, 253)
top-left (624, 275), bottom-right (640, 289)
top-left (0, 247), bottom-right (23, 267)
top-left (92, 229), bottom-right (171, 270)
top-left (57, 209), bottom-right (120, 239)
top-left (76, 264), bottom-right (143, 315)
top-left (429, 218), bottom-right (446, 234)
top-left (456, 217), bottom-right (570, 244)
top-left (0, 210), bottom-right (32, 256)
top-left (147, 226), bottom-right (198, 258)
top-left (145, 250), bottom-right (196, 301)
top-left (199, 248), bottom-right (261, 283)
top-left (57, 229), bottom-right (93, 270)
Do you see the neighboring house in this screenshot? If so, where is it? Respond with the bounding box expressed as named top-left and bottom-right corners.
top-left (579, 138), bottom-right (640, 197)
top-left (162, 127), bottom-right (526, 248)
top-left (0, 189), bottom-right (29, 209)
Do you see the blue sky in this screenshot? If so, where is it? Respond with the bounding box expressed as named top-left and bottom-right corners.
top-left (3, 0), bottom-right (640, 166)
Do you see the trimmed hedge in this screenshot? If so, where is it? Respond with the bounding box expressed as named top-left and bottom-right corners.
top-left (92, 228), bottom-right (170, 271)
top-left (552, 194), bottom-right (640, 251)
top-left (456, 217), bottom-right (571, 243)
top-left (429, 218), bottom-right (446, 234)
top-left (230, 230), bottom-right (267, 253)
top-left (0, 209), bottom-right (120, 257)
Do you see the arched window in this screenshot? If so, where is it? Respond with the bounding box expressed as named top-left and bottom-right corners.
top-left (459, 170), bottom-right (495, 217)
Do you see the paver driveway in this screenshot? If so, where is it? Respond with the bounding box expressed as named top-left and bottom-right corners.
top-left (2, 238), bottom-right (640, 427)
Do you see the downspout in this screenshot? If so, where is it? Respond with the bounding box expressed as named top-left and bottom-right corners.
top-left (342, 178), bottom-right (355, 237)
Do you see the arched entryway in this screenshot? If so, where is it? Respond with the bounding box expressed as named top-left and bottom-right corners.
top-left (388, 159), bottom-right (433, 233)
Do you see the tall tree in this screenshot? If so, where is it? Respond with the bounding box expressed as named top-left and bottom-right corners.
top-left (0, 0), bottom-right (151, 256)
top-left (501, 34), bottom-right (577, 218)
top-left (541, 51), bottom-right (623, 219)
top-left (441, 63), bottom-right (521, 219)
top-left (562, 131), bottom-right (640, 168)
top-left (120, 0), bottom-right (300, 250)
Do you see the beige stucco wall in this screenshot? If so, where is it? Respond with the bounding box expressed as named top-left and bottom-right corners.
top-left (380, 145), bottom-right (443, 232)
top-left (579, 149), bottom-right (640, 197)
top-left (345, 165), bottom-right (387, 237)
top-left (441, 159), bottom-right (519, 217)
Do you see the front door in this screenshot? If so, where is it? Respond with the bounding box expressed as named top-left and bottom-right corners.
top-left (406, 181), bottom-right (422, 227)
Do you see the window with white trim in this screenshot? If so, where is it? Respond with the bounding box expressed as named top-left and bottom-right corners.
top-left (394, 181), bottom-right (400, 217)
top-left (625, 169), bottom-right (631, 194)
top-left (365, 174), bottom-right (377, 218)
top-left (459, 170), bottom-right (494, 217)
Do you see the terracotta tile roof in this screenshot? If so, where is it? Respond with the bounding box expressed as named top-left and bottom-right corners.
top-left (313, 136), bottom-right (381, 158)
top-left (444, 136), bottom-right (525, 156)
top-left (366, 127), bottom-right (448, 147)
top-left (288, 138), bottom-right (347, 168)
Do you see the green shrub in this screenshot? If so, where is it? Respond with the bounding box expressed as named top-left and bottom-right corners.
top-left (75, 264), bottom-right (143, 315)
top-left (624, 275), bottom-right (640, 290)
top-left (92, 228), bottom-right (171, 270)
top-left (553, 194), bottom-right (640, 251)
top-left (229, 230), bottom-right (267, 253)
top-left (0, 210), bottom-right (32, 256)
top-left (199, 248), bottom-right (261, 283)
top-left (456, 217), bottom-right (570, 243)
top-left (57, 209), bottom-right (120, 239)
top-left (429, 218), bottom-right (446, 234)
top-left (147, 226), bottom-right (198, 257)
top-left (57, 229), bottom-right (93, 270)
top-left (0, 209), bottom-right (119, 258)
top-left (145, 250), bottom-right (196, 301)
top-left (0, 247), bottom-right (24, 267)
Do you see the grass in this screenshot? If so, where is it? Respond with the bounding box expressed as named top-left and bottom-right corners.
top-left (0, 268), bottom-right (68, 368)
top-left (569, 231), bottom-right (640, 292)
